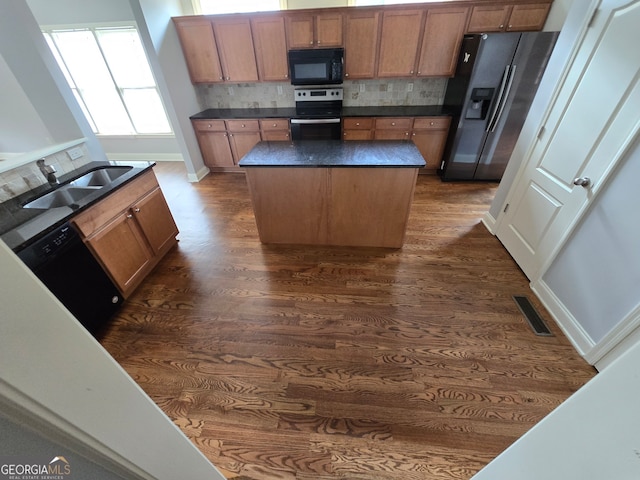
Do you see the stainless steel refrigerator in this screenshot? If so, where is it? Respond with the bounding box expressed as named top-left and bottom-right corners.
top-left (440, 31), bottom-right (558, 181)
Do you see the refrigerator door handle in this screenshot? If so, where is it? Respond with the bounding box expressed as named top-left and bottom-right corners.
top-left (486, 65), bottom-right (515, 133)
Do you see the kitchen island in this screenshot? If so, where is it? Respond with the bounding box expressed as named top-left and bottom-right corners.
top-left (239, 140), bottom-right (425, 248)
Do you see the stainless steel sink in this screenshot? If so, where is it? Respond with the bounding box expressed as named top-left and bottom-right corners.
top-left (23, 166), bottom-right (134, 209)
top-left (70, 166), bottom-right (133, 187)
top-left (23, 186), bottom-right (99, 209)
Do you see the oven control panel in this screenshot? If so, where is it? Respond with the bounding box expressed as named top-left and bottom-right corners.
top-left (295, 87), bottom-right (343, 102)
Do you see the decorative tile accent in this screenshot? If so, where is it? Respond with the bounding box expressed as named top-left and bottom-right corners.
top-left (195, 78), bottom-right (448, 109)
top-left (0, 144), bottom-right (92, 202)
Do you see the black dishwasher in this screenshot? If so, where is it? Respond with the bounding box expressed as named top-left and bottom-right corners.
top-left (16, 222), bottom-right (122, 336)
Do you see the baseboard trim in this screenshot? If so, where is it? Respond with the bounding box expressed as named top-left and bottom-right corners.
top-left (481, 212), bottom-right (497, 234)
top-left (187, 165), bottom-right (210, 182)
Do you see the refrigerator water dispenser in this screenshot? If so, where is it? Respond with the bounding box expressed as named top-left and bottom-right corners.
top-left (466, 88), bottom-right (494, 120)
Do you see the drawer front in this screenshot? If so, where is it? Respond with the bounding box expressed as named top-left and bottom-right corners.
top-left (375, 117), bottom-right (413, 130)
top-left (192, 119), bottom-right (226, 132)
top-left (343, 117), bottom-right (374, 130)
top-left (226, 119), bottom-right (260, 131)
top-left (73, 170), bottom-right (159, 237)
top-left (412, 116), bottom-right (451, 130)
top-left (260, 119), bottom-right (290, 131)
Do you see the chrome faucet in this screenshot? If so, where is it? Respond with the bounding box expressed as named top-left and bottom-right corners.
top-left (37, 158), bottom-right (59, 184)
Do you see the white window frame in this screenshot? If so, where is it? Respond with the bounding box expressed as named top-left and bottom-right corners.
top-left (42, 22), bottom-right (172, 137)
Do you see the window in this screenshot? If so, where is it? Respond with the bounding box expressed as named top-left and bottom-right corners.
top-left (44, 26), bottom-right (172, 136)
top-left (198, 0), bottom-right (281, 14)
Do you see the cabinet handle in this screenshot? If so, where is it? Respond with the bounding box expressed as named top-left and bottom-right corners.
top-left (317, 41), bottom-right (321, 45)
top-left (272, 123), bottom-right (277, 127)
top-left (430, 121), bottom-right (434, 126)
top-left (229, 133), bottom-right (233, 137)
top-left (391, 122), bottom-right (396, 126)
top-left (226, 76), bottom-right (230, 81)
top-left (134, 207), bottom-right (141, 213)
top-left (499, 24), bottom-right (504, 29)
top-left (345, 73), bottom-right (349, 77)
top-left (219, 76), bottom-right (224, 80)
top-left (309, 41), bottom-right (313, 45)
top-left (412, 133), bottom-right (416, 136)
top-left (126, 214), bottom-right (133, 219)
top-left (410, 70), bottom-right (414, 74)
top-left (207, 124), bottom-right (212, 128)
top-left (241, 124), bottom-right (245, 128)
top-left (356, 122), bottom-right (360, 126)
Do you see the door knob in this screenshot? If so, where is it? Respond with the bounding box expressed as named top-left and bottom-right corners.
top-left (573, 177), bottom-right (591, 187)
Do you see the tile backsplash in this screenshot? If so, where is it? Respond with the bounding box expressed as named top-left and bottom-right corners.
top-left (0, 144), bottom-right (91, 202)
top-left (196, 78), bottom-right (448, 109)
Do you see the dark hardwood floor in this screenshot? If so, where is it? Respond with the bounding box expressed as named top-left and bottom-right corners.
top-left (99, 162), bottom-right (596, 480)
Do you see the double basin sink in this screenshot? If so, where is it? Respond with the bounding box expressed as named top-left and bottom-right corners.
top-left (23, 166), bottom-right (133, 210)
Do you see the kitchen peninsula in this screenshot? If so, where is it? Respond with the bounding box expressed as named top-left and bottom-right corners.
top-left (239, 140), bottom-right (425, 248)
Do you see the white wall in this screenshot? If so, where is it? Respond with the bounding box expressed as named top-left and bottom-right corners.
top-left (0, 54), bottom-right (51, 154)
top-left (131, 0), bottom-right (209, 180)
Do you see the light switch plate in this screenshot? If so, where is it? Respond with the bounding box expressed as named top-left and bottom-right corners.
top-left (67, 147), bottom-right (83, 160)
top-left (387, 83), bottom-right (393, 92)
top-left (359, 84), bottom-right (365, 93)
top-left (407, 83), bottom-right (414, 92)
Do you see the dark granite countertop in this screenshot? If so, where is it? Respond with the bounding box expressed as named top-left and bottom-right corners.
top-left (190, 107), bottom-right (297, 120)
top-left (190, 105), bottom-right (452, 120)
top-left (0, 161), bottom-right (155, 252)
top-left (239, 141), bottom-right (426, 168)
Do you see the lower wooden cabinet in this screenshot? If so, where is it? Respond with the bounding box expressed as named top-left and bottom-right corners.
top-left (411, 117), bottom-right (451, 175)
top-left (72, 170), bottom-right (178, 298)
top-left (260, 118), bottom-right (290, 141)
top-left (343, 116), bottom-right (451, 173)
top-left (192, 119), bottom-right (259, 171)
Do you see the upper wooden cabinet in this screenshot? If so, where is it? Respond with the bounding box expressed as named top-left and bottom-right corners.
top-left (173, 17), bottom-right (223, 83)
top-left (174, 1), bottom-right (552, 83)
top-left (506, 3), bottom-right (552, 31)
top-left (251, 15), bottom-right (289, 81)
top-left (467, 3), bottom-right (551, 33)
top-left (286, 12), bottom-right (343, 49)
top-left (212, 18), bottom-right (259, 82)
top-left (417, 7), bottom-right (469, 77)
top-left (377, 9), bottom-right (424, 78)
top-left (344, 11), bottom-right (380, 80)
top-left (173, 16), bottom-right (258, 83)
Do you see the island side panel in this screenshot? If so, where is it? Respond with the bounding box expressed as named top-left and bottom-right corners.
top-left (244, 167), bottom-right (330, 245)
top-left (328, 167), bottom-right (419, 248)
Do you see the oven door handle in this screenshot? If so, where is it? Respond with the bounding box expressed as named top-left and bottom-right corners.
top-left (291, 118), bottom-right (341, 124)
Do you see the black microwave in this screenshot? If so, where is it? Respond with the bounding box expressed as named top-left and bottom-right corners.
top-left (288, 48), bottom-right (344, 85)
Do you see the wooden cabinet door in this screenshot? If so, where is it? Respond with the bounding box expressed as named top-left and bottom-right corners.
top-left (229, 131), bottom-right (262, 164)
top-left (173, 18), bottom-right (223, 83)
top-left (344, 11), bottom-right (380, 79)
top-left (252, 15), bottom-right (289, 81)
top-left (196, 131), bottom-right (234, 168)
top-left (467, 5), bottom-right (511, 32)
top-left (506, 4), bottom-right (551, 32)
top-left (377, 9), bottom-right (424, 78)
top-left (316, 13), bottom-right (343, 47)
top-left (412, 121), bottom-right (451, 175)
top-left (86, 211), bottom-right (153, 295)
top-left (132, 188), bottom-right (179, 256)
top-left (212, 18), bottom-right (259, 82)
top-left (286, 14), bottom-right (314, 48)
top-left (418, 7), bottom-right (468, 77)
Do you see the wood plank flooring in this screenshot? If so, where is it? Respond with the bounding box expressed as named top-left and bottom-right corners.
top-left (99, 162), bottom-right (596, 480)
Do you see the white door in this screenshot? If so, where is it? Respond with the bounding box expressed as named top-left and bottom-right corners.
top-left (496, 0), bottom-right (640, 280)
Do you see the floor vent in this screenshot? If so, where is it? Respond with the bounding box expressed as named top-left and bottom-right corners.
top-left (513, 295), bottom-right (553, 336)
